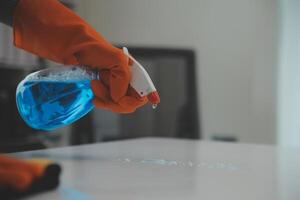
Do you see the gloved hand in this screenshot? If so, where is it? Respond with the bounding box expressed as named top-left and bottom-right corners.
top-left (91, 68), bottom-right (147, 113)
top-left (13, 0), bottom-right (147, 113)
top-left (0, 155), bottom-right (61, 198)
top-left (0, 155), bottom-right (42, 191)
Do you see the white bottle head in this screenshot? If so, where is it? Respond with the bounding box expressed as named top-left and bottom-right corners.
top-left (123, 47), bottom-right (160, 106)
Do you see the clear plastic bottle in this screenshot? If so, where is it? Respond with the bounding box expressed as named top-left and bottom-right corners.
top-left (16, 66), bottom-right (98, 131)
top-left (16, 48), bottom-right (160, 131)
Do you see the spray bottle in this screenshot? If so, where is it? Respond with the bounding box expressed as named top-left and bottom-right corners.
top-left (16, 47), bottom-right (160, 131)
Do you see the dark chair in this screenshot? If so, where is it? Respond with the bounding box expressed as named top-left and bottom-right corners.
top-left (70, 47), bottom-right (200, 144)
top-left (120, 47), bottom-right (200, 139)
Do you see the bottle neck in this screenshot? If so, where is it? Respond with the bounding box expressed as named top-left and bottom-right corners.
top-left (77, 65), bottom-right (99, 80)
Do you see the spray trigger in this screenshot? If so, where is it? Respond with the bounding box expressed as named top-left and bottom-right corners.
top-left (123, 47), bottom-right (160, 108)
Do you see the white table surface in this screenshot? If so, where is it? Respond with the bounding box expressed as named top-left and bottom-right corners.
top-left (15, 138), bottom-right (300, 200)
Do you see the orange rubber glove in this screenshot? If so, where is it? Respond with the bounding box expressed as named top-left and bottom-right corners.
top-left (13, 0), bottom-right (147, 113)
top-left (0, 155), bottom-right (61, 198)
top-left (0, 155), bottom-right (44, 191)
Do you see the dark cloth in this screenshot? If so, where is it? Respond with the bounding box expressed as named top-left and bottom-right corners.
top-left (0, 0), bottom-right (20, 26)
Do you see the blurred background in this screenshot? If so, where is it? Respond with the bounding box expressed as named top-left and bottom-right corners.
top-left (0, 0), bottom-right (299, 152)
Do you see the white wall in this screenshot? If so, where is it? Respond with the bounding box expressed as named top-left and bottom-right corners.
top-left (76, 0), bottom-right (279, 144)
top-left (277, 0), bottom-right (300, 147)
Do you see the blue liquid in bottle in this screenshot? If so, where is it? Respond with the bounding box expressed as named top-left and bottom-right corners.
top-left (16, 66), bottom-right (97, 131)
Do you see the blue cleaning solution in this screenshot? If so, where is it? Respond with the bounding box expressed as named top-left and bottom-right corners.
top-left (16, 66), bottom-right (97, 131)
